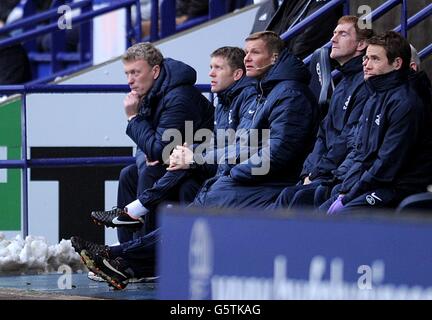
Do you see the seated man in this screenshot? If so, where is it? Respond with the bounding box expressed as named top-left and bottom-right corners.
top-left (88, 42), bottom-right (213, 248)
top-left (409, 44), bottom-right (431, 110)
top-left (71, 46), bottom-right (255, 289)
top-left (314, 43), bottom-right (432, 209)
top-left (91, 46), bottom-right (255, 229)
top-left (269, 15), bottom-right (374, 209)
top-left (323, 31), bottom-right (432, 214)
top-left (193, 31), bottom-right (319, 209)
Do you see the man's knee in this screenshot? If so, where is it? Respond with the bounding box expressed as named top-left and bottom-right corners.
top-left (178, 178), bottom-right (202, 204)
top-left (119, 164), bottom-right (138, 184)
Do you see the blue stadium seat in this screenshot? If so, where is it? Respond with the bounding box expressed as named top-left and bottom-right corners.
top-left (308, 46), bottom-right (333, 120)
top-left (396, 192), bottom-right (432, 213)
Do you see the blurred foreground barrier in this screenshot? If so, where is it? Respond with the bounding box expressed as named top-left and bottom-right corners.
top-left (158, 207), bottom-right (432, 300)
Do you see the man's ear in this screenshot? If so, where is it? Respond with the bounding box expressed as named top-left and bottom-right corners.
top-left (392, 57), bottom-right (403, 70)
top-left (233, 68), bottom-right (244, 81)
top-left (357, 40), bottom-right (367, 53)
top-left (152, 65), bottom-right (161, 79)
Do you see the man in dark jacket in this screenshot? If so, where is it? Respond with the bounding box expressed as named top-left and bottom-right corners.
top-left (91, 42), bottom-right (213, 243)
top-left (409, 45), bottom-right (432, 111)
top-left (270, 16), bottom-right (373, 209)
top-left (91, 46), bottom-right (255, 230)
top-left (132, 47), bottom-right (256, 212)
top-left (193, 31), bottom-right (319, 209)
top-left (250, 0), bottom-right (343, 59)
top-left (72, 46), bottom-right (255, 289)
top-left (324, 31), bottom-right (432, 214)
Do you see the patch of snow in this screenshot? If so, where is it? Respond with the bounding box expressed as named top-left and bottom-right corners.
top-left (0, 233), bottom-right (86, 275)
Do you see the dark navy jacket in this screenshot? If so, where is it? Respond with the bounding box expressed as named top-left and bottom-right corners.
top-left (214, 76), bottom-right (256, 131)
top-left (126, 58), bottom-right (214, 163)
top-left (302, 55), bottom-right (367, 181)
top-left (195, 75), bottom-right (256, 178)
top-left (340, 69), bottom-right (432, 204)
top-left (409, 70), bottom-right (432, 112)
top-left (136, 75), bottom-right (255, 209)
top-left (227, 49), bottom-right (319, 184)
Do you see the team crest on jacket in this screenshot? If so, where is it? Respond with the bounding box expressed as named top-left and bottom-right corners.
top-left (366, 192), bottom-right (382, 205)
top-left (366, 195), bottom-right (375, 205)
top-left (375, 114), bottom-right (381, 126)
top-left (258, 13), bottom-right (268, 21)
top-left (343, 95), bottom-right (351, 110)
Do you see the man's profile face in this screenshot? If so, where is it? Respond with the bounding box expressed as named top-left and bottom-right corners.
top-left (208, 56), bottom-right (239, 93)
top-left (363, 44), bottom-right (400, 80)
top-left (123, 59), bottom-right (159, 97)
top-left (330, 22), bottom-right (361, 65)
top-left (244, 39), bottom-right (273, 78)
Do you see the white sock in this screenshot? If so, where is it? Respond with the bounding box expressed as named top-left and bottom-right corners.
top-left (125, 200), bottom-right (149, 219)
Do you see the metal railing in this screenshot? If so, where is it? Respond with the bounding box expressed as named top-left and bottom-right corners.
top-left (0, 83), bottom-right (211, 237)
top-left (148, 0), bottom-right (242, 42)
top-left (281, 0), bottom-right (431, 73)
top-left (278, 0), bottom-right (431, 66)
top-left (0, 0), bottom-right (252, 85)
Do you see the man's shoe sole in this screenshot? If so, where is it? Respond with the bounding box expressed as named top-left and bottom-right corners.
top-left (91, 216), bottom-right (116, 228)
top-left (112, 216), bottom-right (143, 227)
top-left (80, 250), bottom-right (128, 290)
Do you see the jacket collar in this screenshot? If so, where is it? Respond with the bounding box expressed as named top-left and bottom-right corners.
top-left (337, 54), bottom-right (364, 76)
top-left (366, 69), bottom-right (408, 92)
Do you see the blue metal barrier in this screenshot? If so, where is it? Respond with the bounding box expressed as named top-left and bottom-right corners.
top-left (280, 0), bottom-right (348, 43)
top-left (0, 83), bottom-right (211, 238)
top-left (298, 0), bottom-right (431, 65)
top-left (394, 3), bottom-right (432, 34)
top-left (0, 157), bottom-right (136, 169)
top-left (2, 0), bottom-right (250, 83)
top-left (420, 43), bottom-right (432, 60)
top-left (0, 0), bottom-right (141, 83)
top-left (0, 0), bottom-right (141, 49)
top-left (0, 1), bottom-right (91, 37)
top-left (158, 206), bottom-right (432, 299)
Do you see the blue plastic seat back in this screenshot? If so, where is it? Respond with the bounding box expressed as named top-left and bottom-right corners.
top-left (308, 46), bottom-right (333, 120)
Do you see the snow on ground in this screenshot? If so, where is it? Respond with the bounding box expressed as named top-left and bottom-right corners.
top-left (0, 232), bottom-right (86, 275)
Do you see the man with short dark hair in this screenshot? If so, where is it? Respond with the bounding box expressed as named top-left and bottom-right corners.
top-left (324, 31), bottom-right (432, 214)
top-left (270, 15), bottom-right (373, 209)
top-left (193, 31), bottom-right (319, 208)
